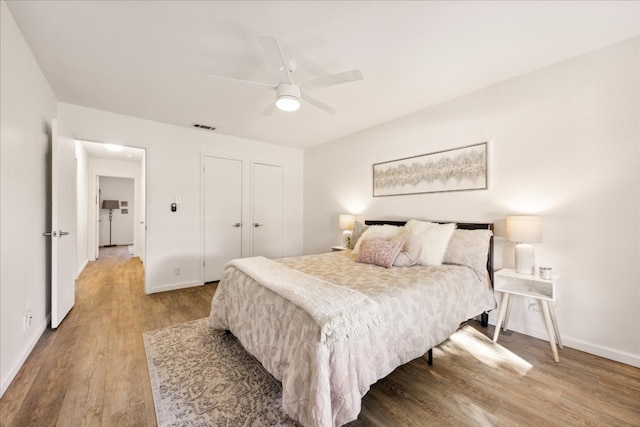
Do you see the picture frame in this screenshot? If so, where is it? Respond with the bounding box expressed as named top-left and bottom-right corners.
top-left (373, 142), bottom-right (487, 197)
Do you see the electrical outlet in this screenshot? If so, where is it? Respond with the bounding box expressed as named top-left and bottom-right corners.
top-left (174, 267), bottom-right (181, 275)
top-left (22, 308), bottom-right (32, 331)
top-left (529, 300), bottom-right (540, 313)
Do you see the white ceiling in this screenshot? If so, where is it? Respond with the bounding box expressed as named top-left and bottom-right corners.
top-left (6, 1), bottom-right (639, 149)
top-left (80, 140), bottom-right (145, 162)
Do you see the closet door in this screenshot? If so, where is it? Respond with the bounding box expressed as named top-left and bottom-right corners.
top-left (252, 163), bottom-right (283, 259)
top-left (204, 156), bottom-right (242, 282)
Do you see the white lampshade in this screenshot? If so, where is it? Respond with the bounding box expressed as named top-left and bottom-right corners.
top-left (506, 215), bottom-right (542, 243)
top-left (338, 214), bottom-right (355, 230)
top-left (506, 215), bottom-right (542, 275)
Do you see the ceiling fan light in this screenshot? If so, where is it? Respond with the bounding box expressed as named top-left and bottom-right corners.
top-left (276, 95), bottom-right (300, 112)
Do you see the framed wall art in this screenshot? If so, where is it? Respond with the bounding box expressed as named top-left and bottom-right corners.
top-left (373, 142), bottom-right (487, 197)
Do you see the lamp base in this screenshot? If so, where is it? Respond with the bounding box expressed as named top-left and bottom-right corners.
top-left (342, 230), bottom-right (352, 248)
top-left (515, 243), bottom-right (535, 275)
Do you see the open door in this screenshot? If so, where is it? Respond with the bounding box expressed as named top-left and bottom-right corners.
top-left (45, 119), bottom-right (77, 328)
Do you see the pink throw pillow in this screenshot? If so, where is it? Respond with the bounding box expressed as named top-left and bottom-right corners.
top-left (355, 238), bottom-right (403, 268)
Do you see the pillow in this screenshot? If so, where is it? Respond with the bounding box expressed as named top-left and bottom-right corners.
top-left (352, 224), bottom-right (402, 254)
top-left (355, 238), bottom-right (403, 268)
top-left (403, 219), bottom-right (456, 266)
top-left (390, 234), bottom-right (422, 267)
top-left (349, 221), bottom-right (369, 249)
top-left (443, 229), bottom-right (493, 277)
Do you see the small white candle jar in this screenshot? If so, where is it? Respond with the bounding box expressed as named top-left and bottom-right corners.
top-left (539, 267), bottom-right (552, 280)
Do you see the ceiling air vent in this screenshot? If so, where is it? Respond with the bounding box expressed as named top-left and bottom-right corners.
top-left (192, 123), bottom-right (216, 131)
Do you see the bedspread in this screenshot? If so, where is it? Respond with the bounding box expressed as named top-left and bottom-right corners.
top-left (209, 251), bottom-right (496, 427)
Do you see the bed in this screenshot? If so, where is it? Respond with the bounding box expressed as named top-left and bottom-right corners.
top-left (208, 220), bottom-right (496, 427)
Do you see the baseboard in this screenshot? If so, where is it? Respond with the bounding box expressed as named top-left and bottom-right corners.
top-left (146, 280), bottom-right (202, 294)
top-left (492, 320), bottom-right (640, 368)
top-left (0, 315), bottom-right (50, 398)
top-left (76, 259), bottom-right (89, 278)
top-left (562, 336), bottom-right (640, 368)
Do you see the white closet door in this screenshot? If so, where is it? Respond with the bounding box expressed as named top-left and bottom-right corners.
top-left (252, 163), bottom-right (283, 259)
top-left (204, 156), bottom-right (242, 282)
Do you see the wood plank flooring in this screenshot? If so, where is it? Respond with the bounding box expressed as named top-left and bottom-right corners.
top-left (1, 246), bottom-right (639, 426)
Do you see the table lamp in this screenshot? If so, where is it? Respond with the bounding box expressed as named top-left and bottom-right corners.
top-left (338, 214), bottom-right (355, 247)
top-left (506, 215), bottom-right (542, 275)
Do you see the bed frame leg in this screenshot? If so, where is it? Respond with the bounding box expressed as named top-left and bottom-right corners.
top-left (481, 312), bottom-right (489, 327)
top-left (427, 348), bottom-right (433, 366)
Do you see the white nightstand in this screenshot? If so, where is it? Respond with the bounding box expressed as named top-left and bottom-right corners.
top-left (331, 246), bottom-right (347, 252)
top-left (492, 268), bottom-right (563, 362)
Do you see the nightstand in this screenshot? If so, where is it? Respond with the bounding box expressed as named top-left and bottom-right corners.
top-left (331, 246), bottom-right (347, 252)
top-left (492, 268), bottom-right (563, 362)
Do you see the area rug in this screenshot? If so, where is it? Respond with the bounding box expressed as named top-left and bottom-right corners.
top-left (143, 318), bottom-right (299, 426)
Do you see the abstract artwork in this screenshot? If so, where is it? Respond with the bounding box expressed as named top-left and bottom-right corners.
top-left (373, 142), bottom-right (487, 196)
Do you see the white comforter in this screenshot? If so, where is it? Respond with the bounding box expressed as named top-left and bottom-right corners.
top-left (209, 251), bottom-right (496, 427)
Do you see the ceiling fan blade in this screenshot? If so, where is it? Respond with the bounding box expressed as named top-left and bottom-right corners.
top-left (258, 35), bottom-right (293, 85)
top-left (261, 102), bottom-right (278, 116)
top-left (208, 74), bottom-right (276, 89)
top-left (301, 93), bottom-right (336, 115)
top-left (300, 69), bottom-right (363, 91)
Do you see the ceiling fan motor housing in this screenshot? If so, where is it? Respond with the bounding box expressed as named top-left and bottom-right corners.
top-left (276, 84), bottom-right (301, 111)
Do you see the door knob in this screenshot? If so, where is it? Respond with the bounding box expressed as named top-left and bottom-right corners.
top-left (254, 223), bottom-right (264, 228)
top-left (232, 223), bottom-right (242, 228)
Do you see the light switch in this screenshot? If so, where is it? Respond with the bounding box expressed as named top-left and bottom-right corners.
top-left (176, 196), bottom-right (182, 204)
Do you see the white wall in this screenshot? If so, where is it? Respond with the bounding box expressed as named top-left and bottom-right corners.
top-left (0, 1), bottom-right (58, 397)
top-left (99, 176), bottom-right (135, 246)
top-left (304, 38), bottom-right (639, 367)
top-left (58, 103), bottom-right (304, 294)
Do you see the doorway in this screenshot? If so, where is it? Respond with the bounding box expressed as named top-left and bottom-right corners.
top-left (79, 140), bottom-right (146, 284)
top-left (98, 176), bottom-right (135, 249)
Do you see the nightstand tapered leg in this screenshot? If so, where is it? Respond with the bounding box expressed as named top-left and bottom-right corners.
top-left (548, 304), bottom-right (563, 348)
top-left (493, 293), bottom-right (510, 343)
top-left (503, 295), bottom-right (513, 332)
top-left (540, 300), bottom-right (559, 362)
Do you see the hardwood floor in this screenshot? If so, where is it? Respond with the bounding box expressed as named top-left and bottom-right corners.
top-left (1, 246), bottom-right (639, 426)
top-left (0, 247), bottom-right (215, 427)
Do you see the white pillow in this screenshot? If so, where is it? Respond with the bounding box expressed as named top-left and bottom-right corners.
top-left (349, 221), bottom-right (369, 249)
top-left (390, 234), bottom-right (422, 267)
top-left (403, 219), bottom-right (456, 266)
top-left (443, 229), bottom-right (493, 277)
top-left (351, 224), bottom-right (402, 255)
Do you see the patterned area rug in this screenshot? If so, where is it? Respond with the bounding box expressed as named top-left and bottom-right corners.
top-left (143, 318), bottom-right (299, 426)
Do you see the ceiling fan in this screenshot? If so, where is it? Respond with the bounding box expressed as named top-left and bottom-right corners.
top-left (209, 35), bottom-right (363, 114)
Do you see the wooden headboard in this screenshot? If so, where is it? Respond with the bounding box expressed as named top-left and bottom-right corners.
top-left (364, 220), bottom-right (494, 286)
